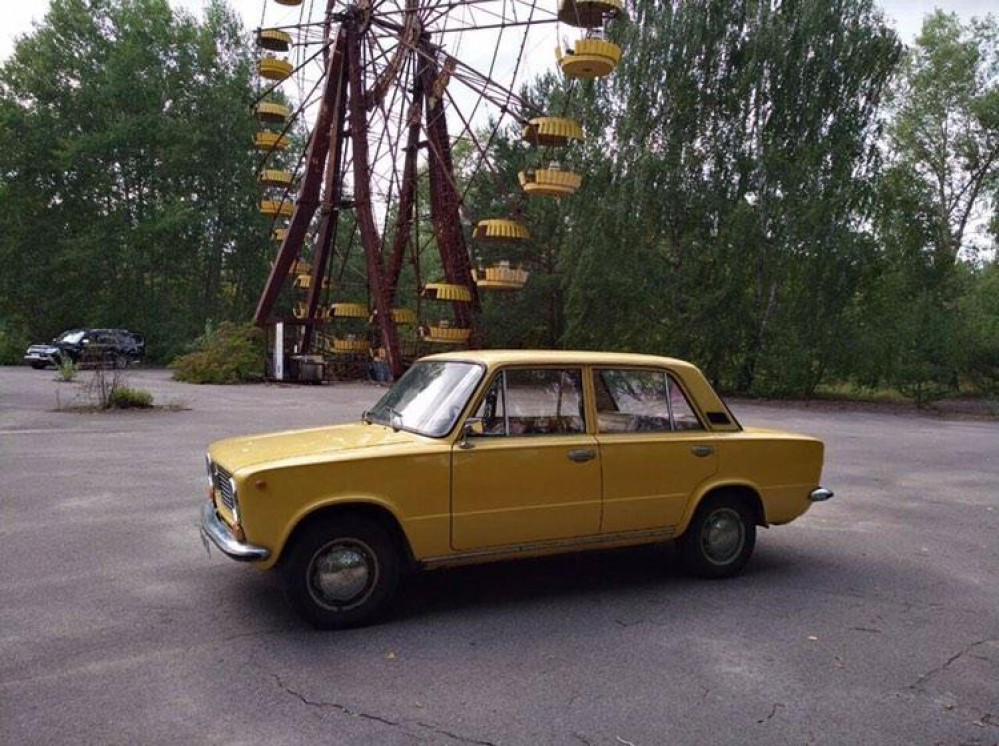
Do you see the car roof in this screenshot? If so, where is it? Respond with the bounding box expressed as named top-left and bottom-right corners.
top-left (421, 349), bottom-right (698, 371)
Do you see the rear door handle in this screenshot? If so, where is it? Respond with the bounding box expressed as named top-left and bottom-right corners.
top-left (691, 445), bottom-right (715, 457)
top-left (567, 448), bottom-right (597, 463)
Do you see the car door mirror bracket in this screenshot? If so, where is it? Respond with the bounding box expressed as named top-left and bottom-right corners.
top-left (459, 417), bottom-right (484, 449)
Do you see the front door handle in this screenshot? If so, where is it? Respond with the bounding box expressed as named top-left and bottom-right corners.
top-left (691, 445), bottom-right (715, 458)
top-left (567, 448), bottom-right (597, 463)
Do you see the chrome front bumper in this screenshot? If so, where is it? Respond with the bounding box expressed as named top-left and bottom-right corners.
top-left (200, 502), bottom-right (269, 562)
top-left (809, 487), bottom-right (834, 502)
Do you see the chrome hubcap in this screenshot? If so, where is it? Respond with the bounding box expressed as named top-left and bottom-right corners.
top-left (700, 508), bottom-right (745, 565)
top-left (308, 540), bottom-right (376, 609)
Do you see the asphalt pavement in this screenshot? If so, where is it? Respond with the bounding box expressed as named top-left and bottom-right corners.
top-left (1, 366), bottom-right (996, 745)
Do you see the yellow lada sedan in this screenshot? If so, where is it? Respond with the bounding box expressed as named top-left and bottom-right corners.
top-left (200, 350), bottom-right (833, 628)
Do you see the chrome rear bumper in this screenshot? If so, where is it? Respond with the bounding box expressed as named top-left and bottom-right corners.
top-left (200, 502), bottom-right (269, 562)
top-left (809, 487), bottom-right (834, 502)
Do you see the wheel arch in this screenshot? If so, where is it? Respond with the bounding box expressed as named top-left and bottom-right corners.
top-left (678, 481), bottom-right (767, 536)
top-left (272, 499), bottom-right (416, 570)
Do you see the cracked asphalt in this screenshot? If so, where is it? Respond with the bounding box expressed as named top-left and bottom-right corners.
top-left (1, 367), bottom-right (997, 745)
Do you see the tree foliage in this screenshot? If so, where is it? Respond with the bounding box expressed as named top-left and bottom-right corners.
top-left (0, 0), bottom-right (270, 361)
top-left (470, 0), bottom-right (903, 395)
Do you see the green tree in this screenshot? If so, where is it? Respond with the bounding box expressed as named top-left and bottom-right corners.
top-left (482, 0), bottom-right (899, 395)
top-left (855, 12), bottom-right (999, 398)
top-left (0, 0), bottom-right (269, 361)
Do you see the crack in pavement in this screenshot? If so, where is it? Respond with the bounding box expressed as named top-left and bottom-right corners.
top-left (270, 672), bottom-right (400, 727)
top-left (906, 640), bottom-right (993, 691)
top-left (416, 722), bottom-right (498, 745)
top-left (271, 672), bottom-right (497, 745)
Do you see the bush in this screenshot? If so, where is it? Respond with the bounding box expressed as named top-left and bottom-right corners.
top-left (170, 321), bottom-right (264, 384)
top-left (56, 358), bottom-right (78, 382)
top-left (107, 387), bottom-right (154, 409)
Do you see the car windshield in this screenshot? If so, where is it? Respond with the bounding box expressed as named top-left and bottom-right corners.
top-left (56, 330), bottom-right (85, 344)
top-left (366, 361), bottom-right (483, 437)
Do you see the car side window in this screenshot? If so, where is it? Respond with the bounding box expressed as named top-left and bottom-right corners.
top-left (595, 368), bottom-right (704, 433)
top-left (595, 369), bottom-right (672, 432)
top-left (668, 378), bottom-right (704, 431)
top-left (472, 368), bottom-right (585, 436)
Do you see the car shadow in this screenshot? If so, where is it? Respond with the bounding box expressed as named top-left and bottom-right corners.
top-left (233, 540), bottom-right (845, 631)
top-left (392, 541), bottom-right (748, 622)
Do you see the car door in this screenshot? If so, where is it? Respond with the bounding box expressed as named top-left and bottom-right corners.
top-left (451, 367), bottom-right (601, 550)
top-left (593, 367), bottom-right (718, 534)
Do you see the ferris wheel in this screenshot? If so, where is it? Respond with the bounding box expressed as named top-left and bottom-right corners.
top-left (251, 0), bottom-right (623, 378)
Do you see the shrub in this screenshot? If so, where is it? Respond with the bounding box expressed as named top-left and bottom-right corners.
top-left (107, 387), bottom-right (154, 409)
top-left (56, 358), bottom-right (78, 382)
top-left (170, 321), bottom-right (264, 384)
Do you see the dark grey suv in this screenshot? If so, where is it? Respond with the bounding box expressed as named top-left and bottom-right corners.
top-left (24, 328), bottom-right (145, 369)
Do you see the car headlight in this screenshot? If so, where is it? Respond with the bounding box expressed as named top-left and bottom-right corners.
top-left (228, 476), bottom-right (240, 524)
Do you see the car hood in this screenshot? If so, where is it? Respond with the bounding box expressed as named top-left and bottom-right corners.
top-left (208, 422), bottom-right (423, 471)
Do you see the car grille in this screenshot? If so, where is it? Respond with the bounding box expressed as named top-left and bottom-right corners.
top-left (214, 465), bottom-right (236, 512)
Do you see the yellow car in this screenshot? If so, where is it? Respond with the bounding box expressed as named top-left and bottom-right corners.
top-left (200, 350), bottom-right (832, 628)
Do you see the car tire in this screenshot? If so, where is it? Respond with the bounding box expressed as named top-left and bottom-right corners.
top-left (679, 493), bottom-right (756, 579)
top-left (279, 515), bottom-right (400, 630)
top-left (30, 362), bottom-right (46, 370)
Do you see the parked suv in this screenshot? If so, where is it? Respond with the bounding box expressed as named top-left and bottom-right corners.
top-left (24, 328), bottom-right (145, 369)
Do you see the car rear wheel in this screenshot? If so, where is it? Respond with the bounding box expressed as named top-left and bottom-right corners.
top-left (679, 494), bottom-right (756, 579)
top-left (280, 515), bottom-right (400, 629)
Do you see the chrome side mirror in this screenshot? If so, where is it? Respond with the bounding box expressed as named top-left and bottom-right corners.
top-left (459, 417), bottom-right (484, 449)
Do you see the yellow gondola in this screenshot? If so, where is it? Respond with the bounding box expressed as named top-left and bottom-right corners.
top-left (421, 283), bottom-right (473, 302)
top-left (475, 262), bottom-right (529, 291)
top-left (272, 228), bottom-right (288, 242)
top-left (518, 167), bottom-right (583, 198)
top-left (473, 219), bottom-right (531, 243)
top-left (557, 38), bottom-right (622, 79)
top-left (331, 302), bottom-right (369, 319)
top-left (332, 338), bottom-right (371, 354)
top-left (273, 0), bottom-right (303, 7)
top-left (392, 308), bottom-right (418, 324)
top-left (290, 259), bottom-right (311, 274)
top-left (293, 274), bottom-right (312, 290)
top-left (557, 0), bottom-right (623, 27)
top-left (258, 57), bottom-right (294, 82)
top-left (256, 101), bottom-right (291, 123)
top-left (369, 307), bottom-right (418, 325)
top-left (521, 117), bottom-right (584, 147)
top-left (257, 29), bottom-right (292, 52)
top-left (421, 325), bottom-right (472, 344)
top-left (255, 131), bottom-right (290, 151)
top-left (260, 199), bottom-right (294, 218)
top-left (258, 169), bottom-right (294, 188)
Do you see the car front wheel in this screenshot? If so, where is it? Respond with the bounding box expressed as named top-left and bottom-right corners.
top-left (679, 494), bottom-right (756, 579)
top-left (280, 515), bottom-right (400, 629)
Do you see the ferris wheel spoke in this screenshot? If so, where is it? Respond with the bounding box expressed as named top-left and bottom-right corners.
top-left (303, 44), bottom-right (350, 342)
top-left (393, 34), bottom-right (539, 118)
top-left (442, 86), bottom-right (498, 176)
top-left (384, 71), bottom-right (424, 296)
top-left (345, 26), bottom-right (405, 372)
top-left (432, 15), bottom-right (557, 33)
